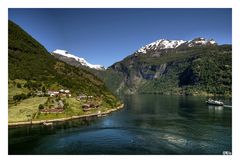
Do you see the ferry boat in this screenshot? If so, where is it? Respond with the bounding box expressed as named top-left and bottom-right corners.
top-left (206, 99), bottom-right (224, 106)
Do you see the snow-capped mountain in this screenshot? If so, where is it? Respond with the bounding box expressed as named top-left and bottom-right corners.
top-left (137, 37), bottom-right (217, 54)
top-left (52, 49), bottom-right (105, 70)
top-left (187, 38), bottom-right (217, 47)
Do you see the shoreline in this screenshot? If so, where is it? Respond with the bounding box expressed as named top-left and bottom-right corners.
top-left (8, 104), bottom-right (124, 127)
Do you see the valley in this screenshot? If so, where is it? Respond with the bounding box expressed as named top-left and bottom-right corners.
top-left (52, 38), bottom-right (231, 97)
top-left (8, 8), bottom-right (232, 155)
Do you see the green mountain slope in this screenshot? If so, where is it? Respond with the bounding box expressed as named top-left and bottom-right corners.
top-left (8, 20), bottom-right (120, 107)
top-left (52, 52), bottom-right (125, 95)
top-left (109, 45), bottom-right (232, 96)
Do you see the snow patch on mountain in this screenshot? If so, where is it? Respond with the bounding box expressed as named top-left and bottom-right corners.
top-left (52, 49), bottom-right (105, 70)
top-left (137, 39), bottom-right (187, 53)
top-left (187, 38), bottom-right (217, 47)
top-left (137, 37), bottom-right (217, 53)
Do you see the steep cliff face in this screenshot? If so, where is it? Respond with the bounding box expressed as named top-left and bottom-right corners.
top-left (108, 38), bottom-right (231, 96)
top-left (109, 61), bottom-right (168, 94)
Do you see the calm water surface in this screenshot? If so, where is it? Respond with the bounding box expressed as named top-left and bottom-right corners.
top-left (9, 95), bottom-right (232, 154)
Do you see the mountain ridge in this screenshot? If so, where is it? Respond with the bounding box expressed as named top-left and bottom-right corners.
top-left (136, 37), bottom-right (217, 54)
top-left (52, 49), bottom-right (105, 70)
top-left (51, 36), bottom-right (231, 97)
top-left (106, 38), bottom-right (231, 96)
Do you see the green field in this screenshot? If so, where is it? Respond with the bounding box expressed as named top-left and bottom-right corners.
top-left (8, 79), bottom-right (120, 123)
top-left (8, 93), bottom-right (116, 123)
top-left (8, 97), bottom-right (47, 122)
top-left (36, 97), bottom-right (108, 121)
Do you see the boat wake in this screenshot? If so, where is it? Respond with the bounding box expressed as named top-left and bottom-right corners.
top-left (224, 105), bottom-right (232, 108)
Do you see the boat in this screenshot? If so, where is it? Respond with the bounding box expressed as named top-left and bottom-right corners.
top-left (43, 122), bottom-right (53, 126)
top-left (206, 99), bottom-right (224, 106)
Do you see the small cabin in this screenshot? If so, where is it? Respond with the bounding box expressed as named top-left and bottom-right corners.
top-left (58, 89), bottom-right (71, 97)
top-left (65, 90), bottom-right (70, 94)
top-left (47, 90), bottom-right (59, 97)
top-left (59, 89), bottom-right (65, 93)
top-left (82, 104), bottom-right (92, 112)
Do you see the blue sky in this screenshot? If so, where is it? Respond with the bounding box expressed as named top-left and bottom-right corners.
top-left (9, 8), bottom-right (232, 67)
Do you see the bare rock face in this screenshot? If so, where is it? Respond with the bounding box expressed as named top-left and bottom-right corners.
top-left (140, 64), bottom-right (167, 80)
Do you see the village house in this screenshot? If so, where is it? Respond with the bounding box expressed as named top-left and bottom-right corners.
top-left (88, 96), bottom-right (93, 99)
top-left (65, 89), bottom-right (70, 94)
top-left (59, 89), bottom-right (71, 97)
top-left (59, 89), bottom-right (64, 93)
top-left (65, 90), bottom-right (71, 97)
top-left (82, 104), bottom-right (91, 112)
top-left (82, 103), bottom-right (100, 112)
top-left (47, 90), bottom-right (59, 97)
top-left (47, 89), bottom-right (71, 97)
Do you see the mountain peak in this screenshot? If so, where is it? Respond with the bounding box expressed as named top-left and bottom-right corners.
top-left (137, 37), bottom-right (217, 54)
top-left (52, 49), bottom-right (105, 70)
top-left (188, 37), bottom-right (217, 47)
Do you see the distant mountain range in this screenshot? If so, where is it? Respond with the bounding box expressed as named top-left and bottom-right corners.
top-left (52, 38), bottom-right (217, 71)
top-left (10, 19), bottom-right (231, 97)
top-left (52, 38), bottom-right (217, 72)
top-left (137, 38), bottom-right (217, 54)
top-left (52, 36), bottom-right (231, 97)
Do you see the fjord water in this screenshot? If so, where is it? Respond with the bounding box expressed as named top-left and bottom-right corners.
top-left (9, 95), bottom-right (231, 155)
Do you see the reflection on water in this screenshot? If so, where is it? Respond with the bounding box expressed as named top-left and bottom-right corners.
top-left (208, 105), bottom-right (224, 118)
top-left (9, 95), bottom-right (232, 155)
top-left (208, 105), bottom-right (224, 110)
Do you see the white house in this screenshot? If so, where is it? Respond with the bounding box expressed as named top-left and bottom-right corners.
top-left (47, 90), bottom-right (59, 97)
top-left (65, 90), bottom-right (70, 94)
top-left (59, 89), bottom-right (65, 93)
